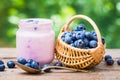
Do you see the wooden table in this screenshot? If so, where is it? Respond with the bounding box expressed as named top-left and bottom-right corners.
top-left (0, 48), bottom-right (120, 80)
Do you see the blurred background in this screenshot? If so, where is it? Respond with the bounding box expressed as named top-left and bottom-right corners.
top-left (0, 0), bottom-right (120, 48)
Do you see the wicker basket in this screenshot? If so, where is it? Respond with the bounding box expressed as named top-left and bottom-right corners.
top-left (55, 15), bottom-right (106, 69)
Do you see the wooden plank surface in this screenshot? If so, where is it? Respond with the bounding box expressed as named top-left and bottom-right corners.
top-left (0, 48), bottom-right (120, 80)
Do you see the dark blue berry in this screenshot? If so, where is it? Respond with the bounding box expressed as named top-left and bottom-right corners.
top-left (27, 59), bottom-right (33, 64)
top-left (90, 31), bottom-right (97, 36)
top-left (89, 40), bottom-right (97, 48)
top-left (92, 35), bottom-right (97, 41)
top-left (75, 24), bottom-right (86, 31)
top-left (54, 62), bottom-right (63, 66)
top-left (0, 60), bottom-right (4, 64)
top-left (7, 61), bottom-right (15, 68)
top-left (75, 31), bottom-right (85, 40)
top-left (31, 61), bottom-right (39, 69)
top-left (106, 59), bottom-right (114, 65)
top-left (70, 43), bottom-right (75, 47)
top-left (85, 32), bottom-right (93, 40)
top-left (71, 32), bottom-right (76, 41)
top-left (0, 64), bottom-right (5, 71)
top-left (43, 64), bottom-right (51, 73)
top-left (25, 63), bottom-right (31, 67)
top-left (83, 38), bottom-right (89, 46)
top-left (17, 58), bottom-right (27, 65)
top-left (74, 39), bottom-right (85, 48)
top-left (117, 59), bottom-right (120, 65)
top-left (102, 37), bottom-right (105, 44)
top-left (104, 55), bottom-right (112, 61)
top-left (61, 36), bottom-right (65, 42)
top-left (64, 36), bottom-right (73, 44)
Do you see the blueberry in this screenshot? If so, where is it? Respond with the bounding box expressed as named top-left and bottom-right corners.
top-left (89, 40), bottom-right (97, 48)
top-left (106, 58), bottom-right (114, 65)
top-left (0, 64), bottom-right (5, 71)
top-left (74, 39), bottom-right (85, 48)
top-left (85, 32), bottom-right (93, 40)
top-left (31, 61), bottom-right (39, 69)
top-left (102, 37), bottom-right (105, 44)
top-left (64, 36), bottom-right (73, 44)
top-left (83, 38), bottom-right (89, 46)
top-left (42, 64), bottom-right (51, 73)
top-left (25, 63), bottom-right (31, 67)
top-left (27, 59), bottom-right (33, 64)
top-left (17, 57), bottom-right (27, 65)
top-left (90, 31), bottom-right (97, 36)
top-left (71, 32), bottom-right (77, 41)
top-left (65, 32), bottom-right (72, 37)
top-left (92, 35), bottom-right (97, 41)
top-left (70, 43), bottom-right (75, 47)
top-left (75, 31), bottom-right (85, 40)
top-left (74, 24), bottom-right (86, 31)
top-left (117, 59), bottom-right (120, 65)
top-left (7, 61), bottom-right (15, 68)
top-left (61, 36), bottom-right (65, 42)
top-left (54, 62), bottom-right (63, 66)
top-left (104, 55), bottom-right (112, 61)
top-left (84, 47), bottom-right (90, 49)
top-left (0, 60), bottom-right (4, 64)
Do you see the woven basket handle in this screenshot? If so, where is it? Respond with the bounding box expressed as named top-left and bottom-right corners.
top-left (61, 15), bottom-right (102, 45)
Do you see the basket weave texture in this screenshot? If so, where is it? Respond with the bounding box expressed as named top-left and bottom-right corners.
top-left (55, 15), bottom-right (106, 69)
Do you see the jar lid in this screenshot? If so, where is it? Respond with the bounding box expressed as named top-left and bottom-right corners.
top-left (18, 18), bottom-right (53, 31)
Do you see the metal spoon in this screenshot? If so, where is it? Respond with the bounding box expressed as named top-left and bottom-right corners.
top-left (14, 61), bottom-right (88, 74)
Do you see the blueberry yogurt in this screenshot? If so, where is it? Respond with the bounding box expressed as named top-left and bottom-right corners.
top-left (16, 18), bottom-right (55, 65)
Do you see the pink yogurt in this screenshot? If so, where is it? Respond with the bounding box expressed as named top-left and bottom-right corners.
top-left (16, 18), bottom-right (55, 65)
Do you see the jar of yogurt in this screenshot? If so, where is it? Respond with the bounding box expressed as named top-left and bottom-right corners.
top-left (16, 18), bottom-right (55, 65)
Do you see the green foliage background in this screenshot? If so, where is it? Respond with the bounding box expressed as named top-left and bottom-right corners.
top-left (0, 0), bottom-right (120, 48)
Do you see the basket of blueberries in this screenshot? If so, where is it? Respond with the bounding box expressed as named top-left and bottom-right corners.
top-left (55, 15), bottom-right (106, 69)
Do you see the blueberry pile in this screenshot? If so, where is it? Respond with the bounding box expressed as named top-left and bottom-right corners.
top-left (61, 24), bottom-right (105, 49)
top-left (17, 58), bottom-right (40, 70)
top-left (17, 58), bottom-right (63, 73)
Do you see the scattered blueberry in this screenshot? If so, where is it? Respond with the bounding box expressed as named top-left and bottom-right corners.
top-left (42, 64), bottom-right (51, 73)
top-left (106, 58), bottom-right (114, 65)
top-left (54, 61), bottom-right (63, 66)
top-left (0, 64), bottom-right (5, 71)
top-left (7, 61), bottom-right (15, 68)
top-left (0, 60), bottom-right (4, 64)
top-left (17, 57), bottom-right (27, 65)
top-left (104, 55), bottom-right (112, 61)
top-left (117, 59), bottom-right (120, 65)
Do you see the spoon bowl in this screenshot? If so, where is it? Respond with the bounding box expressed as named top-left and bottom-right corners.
top-left (14, 61), bottom-right (89, 74)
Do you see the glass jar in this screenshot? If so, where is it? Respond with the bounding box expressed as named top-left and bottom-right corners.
top-left (16, 18), bottom-right (55, 65)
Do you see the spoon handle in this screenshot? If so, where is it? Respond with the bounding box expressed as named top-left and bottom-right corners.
top-left (42, 66), bottom-right (89, 72)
